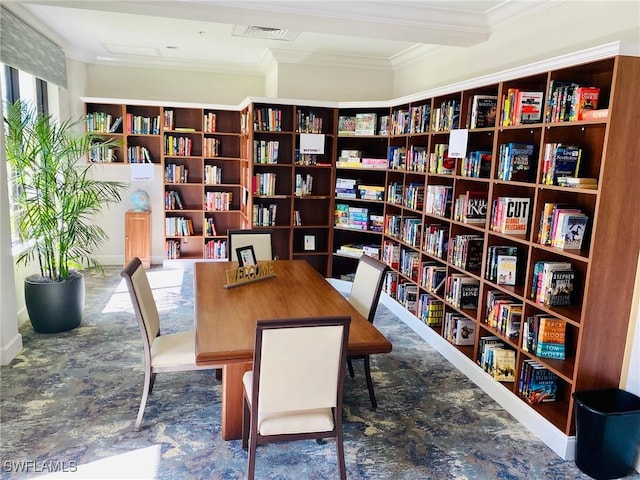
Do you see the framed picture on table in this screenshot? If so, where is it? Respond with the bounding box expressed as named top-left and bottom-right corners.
top-left (236, 245), bottom-right (257, 267)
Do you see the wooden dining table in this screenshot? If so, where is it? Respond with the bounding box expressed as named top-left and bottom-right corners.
top-left (194, 259), bottom-right (393, 440)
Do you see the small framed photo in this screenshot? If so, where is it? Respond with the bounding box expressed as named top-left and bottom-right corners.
top-left (236, 245), bottom-right (257, 267)
top-left (304, 234), bottom-right (316, 251)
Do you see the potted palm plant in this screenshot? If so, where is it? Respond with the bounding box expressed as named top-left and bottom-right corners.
top-left (4, 99), bottom-right (128, 333)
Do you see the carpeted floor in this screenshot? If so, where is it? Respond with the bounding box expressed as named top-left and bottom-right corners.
top-left (1, 265), bottom-right (637, 480)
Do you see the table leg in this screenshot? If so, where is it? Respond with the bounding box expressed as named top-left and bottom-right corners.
top-left (221, 362), bottom-right (252, 440)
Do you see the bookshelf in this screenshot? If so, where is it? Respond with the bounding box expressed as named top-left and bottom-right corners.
top-left (332, 55), bottom-right (639, 441)
top-left (85, 101), bottom-right (248, 261)
top-left (245, 102), bottom-right (336, 275)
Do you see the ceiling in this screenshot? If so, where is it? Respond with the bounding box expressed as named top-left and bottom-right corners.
top-left (7, 1), bottom-right (562, 74)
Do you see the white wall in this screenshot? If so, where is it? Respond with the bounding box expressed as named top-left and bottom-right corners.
top-left (86, 64), bottom-right (265, 105)
top-left (393, 1), bottom-right (640, 97)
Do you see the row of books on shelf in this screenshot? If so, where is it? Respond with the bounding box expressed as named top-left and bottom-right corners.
top-left (204, 165), bottom-right (223, 185)
top-left (254, 140), bottom-right (279, 164)
top-left (87, 113), bottom-right (122, 133)
top-left (165, 135), bottom-right (193, 157)
top-left (204, 137), bottom-right (220, 157)
top-left (453, 190), bottom-right (488, 225)
top-left (431, 99), bottom-right (460, 132)
top-left (389, 104), bottom-right (431, 135)
top-left (425, 184), bottom-right (452, 217)
top-left (541, 143), bottom-right (582, 186)
top-left (400, 217), bottom-right (421, 247)
top-left (444, 274), bottom-right (479, 310)
top-left (165, 190), bottom-right (184, 210)
top-left (523, 315), bottom-right (567, 360)
top-left (336, 150), bottom-right (387, 169)
top-left (477, 336), bottom-right (516, 382)
top-left (396, 282), bottom-right (418, 312)
top-left (165, 216), bottom-right (194, 236)
top-left (204, 217), bottom-right (217, 236)
top-left (531, 261), bottom-right (576, 307)
top-left (468, 94), bottom-right (499, 129)
top-left (334, 204), bottom-right (383, 232)
top-left (537, 203), bottom-right (588, 249)
top-left (423, 223), bottom-right (448, 259)
top-left (500, 90), bottom-right (544, 126)
top-left (485, 246), bottom-right (518, 285)
top-left (165, 163), bottom-right (188, 183)
top-left (127, 145), bottom-right (152, 163)
top-left (204, 191), bottom-right (233, 211)
top-left (429, 143), bottom-right (455, 174)
top-left (253, 203), bottom-right (277, 227)
top-left (294, 173), bottom-right (313, 196)
top-left (485, 290), bottom-right (521, 338)
top-left (417, 293), bottom-right (443, 326)
top-left (296, 111), bottom-right (324, 134)
top-left (205, 239), bottom-right (226, 259)
top-left (336, 178), bottom-right (384, 201)
top-left (443, 312), bottom-right (475, 346)
top-left (254, 107), bottom-right (282, 132)
top-left (420, 262), bottom-right (446, 294)
top-left (253, 173), bottom-right (277, 196)
top-left (335, 243), bottom-right (381, 259)
top-left (127, 114), bottom-right (160, 135)
top-left (89, 146), bottom-right (116, 163)
top-left (399, 248), bottom-right (420, 280)
top-left (519, 360), bottom-right (559, 404)
top-left (545, 81), bottom-right (600, 123)
top-left (203, 112), bottom-right (217, 133)
top-left (460, 151), bottom-right (492, 178)
top-left (489, 197), bottom-right (530, 235)
top-left (448, 234), bottom-right (483, 271)
top-left (165, 240), bottom-right (180, 259)
top-left (496, 142), bottom-right (535, 182)
top-left (338, 113), bottom-right (377, 136)
top-left (406, 146), bottom-right (428, 172)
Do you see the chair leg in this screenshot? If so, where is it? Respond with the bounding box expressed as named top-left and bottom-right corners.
top-left (135, 369), bottom-right (152, 431)
top-left (242, 397), bottom-right (250, 451)
top-left (336, 430), bottom-right (347, 480)
top-left (247, 423), bottom-right (258, 480)
top-left (363, 356), bottom-right (377, 410)
top-left (216, 368), bottom-right (223, 381)
top-left (347, 358), bottom-right (354, 378)
top-left (148, 372), bottom-right (157, 394)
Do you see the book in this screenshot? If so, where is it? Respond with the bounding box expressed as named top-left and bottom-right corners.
top-left (496, 254), bottom-right (517, 286)
top-left (571, 86), bottom-right (600, 121)
top-left (553, 212), bottom-right (588, 249)
top-left (337, 116), bottom-right (356, 135)
top-left (463, 191), bottom-right (488, 225)
top-left (535, 317), bottom-right (566, 360)
top-left (546, 269), bottom-right (576, 307)
top-left (470, 94), bottom-right (498, 128)
top-left (514, 91), bottom-right (544, 124)
top-left (492, 348), bottom-right (516, 382)
top-left (453, 317), bottom-right (476, 346)
top-left (493, 197), bottom-right (531, 235)
top-left (355, 113), bottom-right (377, 135)
top-left (526, 365), bottom-right (559, 404)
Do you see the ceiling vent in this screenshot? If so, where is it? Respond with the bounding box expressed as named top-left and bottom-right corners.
top-left (232, 25), bottom-right (299, 41)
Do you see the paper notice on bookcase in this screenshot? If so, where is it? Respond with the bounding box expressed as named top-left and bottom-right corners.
top-left (131, 163), bottom-right (155, 181)
top-left (300, 133), bottom-right (325, 154)
top-left (448, 129), bottom-right (469, 158)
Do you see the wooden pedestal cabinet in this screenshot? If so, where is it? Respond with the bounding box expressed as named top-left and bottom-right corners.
top-left (125, 210), bottom-right (151, 269)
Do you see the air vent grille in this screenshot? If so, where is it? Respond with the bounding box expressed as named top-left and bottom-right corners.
top-left (232, 25), bottom-right (299, 41)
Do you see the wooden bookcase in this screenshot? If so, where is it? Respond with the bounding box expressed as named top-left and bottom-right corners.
top-left (244, 102), bottom-right (336, 276)
top-left (330, 55), bottom-right (640, 437)
top-left (85, 101), bottom-right (248, 261)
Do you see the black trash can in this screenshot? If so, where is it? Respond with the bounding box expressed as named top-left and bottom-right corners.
top-left (573, 388), bottom-right (640, 480)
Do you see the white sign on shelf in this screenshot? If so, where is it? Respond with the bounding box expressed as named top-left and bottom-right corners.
top-left (448, 129), bottom-right (469, 158)
top-left (299, 133), bottom-right (325, 154)
top-left (131, 163), bottom-right (155, 182)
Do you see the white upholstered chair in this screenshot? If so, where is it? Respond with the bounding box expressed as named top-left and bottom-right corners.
top-left (242, 316), bottom-right (351, 480)
top-left (347, 254), bottom-right (390, 410)
top-left (227, 229), bottom-right (275, 262)
top-left (121, 257), bottom-right (219, 431)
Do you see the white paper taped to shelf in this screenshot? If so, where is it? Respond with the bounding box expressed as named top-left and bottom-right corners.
top-left (300, 133), bottom-right (325, 154)
top-left (131, 163), bottom-right (155, 182)
top-left (448, 129), bottom-right (469, 158)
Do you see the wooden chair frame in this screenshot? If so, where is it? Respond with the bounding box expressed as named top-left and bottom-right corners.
top-left (242, 316), bottom-right (350, 480)
top-left (227, 229), bottom-right (275, 262)
top-left (121, 257), bottom-right (219, 431)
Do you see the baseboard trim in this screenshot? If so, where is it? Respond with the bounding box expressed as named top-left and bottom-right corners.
top-left (0, 332), bottom-right (23, 366)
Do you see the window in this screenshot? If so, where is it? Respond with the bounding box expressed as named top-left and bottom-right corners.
top-left (2, 64), bottom-right (49, 249)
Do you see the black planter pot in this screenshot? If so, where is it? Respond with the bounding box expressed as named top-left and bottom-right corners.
top-left (24, 272), bottom-right (85, 333)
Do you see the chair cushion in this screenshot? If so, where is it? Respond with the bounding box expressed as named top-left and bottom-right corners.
top-left (243, 371), bottom-right (334, 436)
top-left (150, 331), bottom-right (196, 368)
